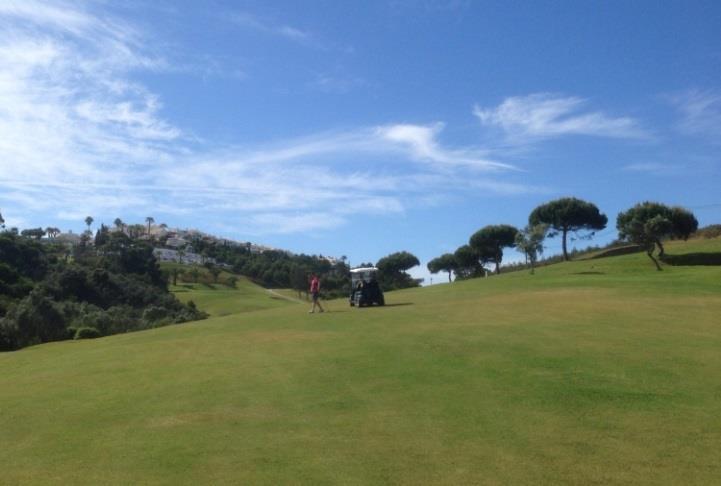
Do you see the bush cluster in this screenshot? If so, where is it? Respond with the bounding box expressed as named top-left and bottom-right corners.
top-left (0, 232), bottom-right (206, 351)
top-left (181, 238), bottom-right (352, 298)
top-left (696, 225), bottom-right (721, 239)
top-left (74, 327), bottom-right (101, 340)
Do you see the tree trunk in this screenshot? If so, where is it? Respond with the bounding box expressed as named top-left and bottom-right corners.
top-left (656, 239), bottom-right (665, 257)
top-left (562, 227), bottom-right (569, 261)
top-left (647, 250), bottom-right (662, 271)
top-left (495, 259), bottom-right (500, 274)
top-left (447, 271), bottom-right (452, 282)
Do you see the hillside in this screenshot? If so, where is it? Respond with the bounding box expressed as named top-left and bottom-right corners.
top-left (167, 266), bottom-right (298, 317)
top-left (1, 237), bottom-right (721, 484)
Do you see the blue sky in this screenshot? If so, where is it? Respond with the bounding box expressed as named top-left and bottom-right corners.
top-left (1, 0), bottom-right (720, 282)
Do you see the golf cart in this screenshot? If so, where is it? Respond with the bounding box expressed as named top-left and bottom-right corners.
top-left (349, 267), bottom-right (385, 307)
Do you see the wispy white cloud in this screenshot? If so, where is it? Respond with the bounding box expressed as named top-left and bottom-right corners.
top-left (0, 0), bottom-right (180, 226)
top-left (177, 123), bottom-right (514, 173)
top-left (74, 96), bottom-right (181, 141)
top-left (229, 12), bottom-right (317, 46)
top-left (469, 179), bottom-right (552, 196)
top-left (669, 89), bottom-right (721, 141)
top-left (139, 125), bottom-right (524, 234)
top-left (0, 1), bottom-right (540, 236)
top-left (0, 0), bottom-right (175, 181)
top-left (376, 124), bottom-right (514, 170)
top-left (621, 162), bottom-right (684, 175)
top-left (474, 93), bottom-right (649, 143)
top-left (225, 11), bottom-right (356, 53)
top-left (311, 73), bottom-right (369, 94)
top-left (247, 212), bottom-right (347, 235)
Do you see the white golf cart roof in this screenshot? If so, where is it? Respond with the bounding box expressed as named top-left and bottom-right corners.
top-left (350, 267), bottom-right (378, 273)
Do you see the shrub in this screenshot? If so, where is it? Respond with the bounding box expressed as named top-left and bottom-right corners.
top-left (101, 305), bottom-right (142, 334)
top-left (0, 290), bottom-right (66, 348)
top-left (0, 324), bottom-right (16, 351)
top-left (142, 305), bottom-right (169, 323)
top-left (74, 327), bottom-right (101, 340)
top-left (697, 225), bottom-right (721, 239)
top-left (65, 326), bottom-right (79, 340)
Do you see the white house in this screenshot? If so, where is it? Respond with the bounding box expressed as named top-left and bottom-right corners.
top-left (166, 237), bottom-right (188, 248)
top-left (152, 248), bottom-right (216, 266)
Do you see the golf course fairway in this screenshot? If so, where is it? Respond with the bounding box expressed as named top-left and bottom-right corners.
top-left (2, 238), bottom-right (721, 485)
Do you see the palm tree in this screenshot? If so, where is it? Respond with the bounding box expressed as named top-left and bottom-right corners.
top-left (113, 218), bottom-right (124, 232)
top-left (128, 224), bottom-right (144, 238)
top-left (145, 216), bottom-right (154, 237)
top-left (84, 216), bottom-right (93, 232)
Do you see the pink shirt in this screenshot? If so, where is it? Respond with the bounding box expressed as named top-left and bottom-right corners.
top-left (310, 277), bottom-right (320, 293)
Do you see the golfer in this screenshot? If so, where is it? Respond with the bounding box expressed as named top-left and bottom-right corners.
top-left (308, 273), bottom-right (325, 313)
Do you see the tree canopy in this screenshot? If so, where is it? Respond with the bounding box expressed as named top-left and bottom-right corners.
top-left (669, 207), bottom-right (699, 241)
top-left (529, 197), bottom-right (607, 261)
top-left (617, 213), bottom-right (672, 270)
top-left (289, 264), bottom-right (309, 298)
top-left (377, 251), bottom-right (420, 289)
top-left (20, 227), bottom-right (46, 240)
top-left (514, 224), bottom-right (547, 274)
top-left (616, 202), bottom-right (698, 264)
top-left (452, 245), bottom-right (482, 279)
top-left (427, 253), bottom-right (457, 282)
top-left (377, 251), bottom-right (419, 273)
top-left (469, 224), bottom-right (518, 274)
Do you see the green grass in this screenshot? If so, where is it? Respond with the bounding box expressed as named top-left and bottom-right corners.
top-left (160, 262), bottom-right (297, 316)
top-left (2, 238), bottom-right (721, 484)
top-left (269, 288), bottom-right (310, 302)
top-left (170, 278), bottom-right (296, 317)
